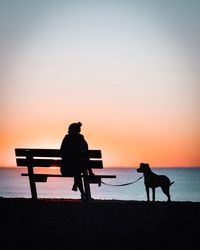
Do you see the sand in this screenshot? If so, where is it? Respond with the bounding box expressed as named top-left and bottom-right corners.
top-left (0, 198), bottom-right (200, 250)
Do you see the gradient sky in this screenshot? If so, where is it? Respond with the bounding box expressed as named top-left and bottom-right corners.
top-left (1, 0), bottom-right (200, 167)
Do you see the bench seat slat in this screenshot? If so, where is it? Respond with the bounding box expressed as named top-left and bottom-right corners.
top-left (21, 173), bottom-right (116, 183)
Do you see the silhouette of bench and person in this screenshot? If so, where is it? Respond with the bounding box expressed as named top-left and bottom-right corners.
top-left (60, 122), bottom-right (94, 201)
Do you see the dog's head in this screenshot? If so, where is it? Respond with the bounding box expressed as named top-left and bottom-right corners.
top-left (137, 163), bottom-right (150, 173)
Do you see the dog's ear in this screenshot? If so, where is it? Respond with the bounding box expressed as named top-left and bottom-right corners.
top-left (145, 163), bottom-right (150, 168)
top-left (140, 163), bottom-right (145, 167)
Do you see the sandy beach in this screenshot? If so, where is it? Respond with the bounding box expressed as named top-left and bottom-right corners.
top-left (1, 198), bottom-right (200, 250)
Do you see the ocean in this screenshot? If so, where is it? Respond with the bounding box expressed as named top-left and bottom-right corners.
top-left (0, 167), bottom-right (200, 202)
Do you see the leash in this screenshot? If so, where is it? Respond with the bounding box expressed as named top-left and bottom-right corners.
top-left (101, 175), bottom-right (143, 187)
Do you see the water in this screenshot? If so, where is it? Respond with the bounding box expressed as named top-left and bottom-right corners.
top-left (0, 167), bottom-right (200, 202)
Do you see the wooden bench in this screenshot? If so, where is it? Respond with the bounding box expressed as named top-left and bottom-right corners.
top-left (15, 148), bottom-right (116, 200)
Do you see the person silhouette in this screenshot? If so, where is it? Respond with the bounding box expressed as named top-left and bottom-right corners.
top-left (60, 122), bottom-right (94, 200)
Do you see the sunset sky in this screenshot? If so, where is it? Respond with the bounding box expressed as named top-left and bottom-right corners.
top-left (1, 0), bottom-right (200, 167)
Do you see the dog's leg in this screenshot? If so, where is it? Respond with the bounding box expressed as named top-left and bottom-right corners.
top-left (145, 186), bottom-right (150, 202)
top-left (161, 186), bottom-right (171, 202)
top-left (152, 188), bottom-right (155, 202)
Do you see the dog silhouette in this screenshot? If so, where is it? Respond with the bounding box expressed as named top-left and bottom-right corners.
top-left (137, 163), bottom-right (174, 202)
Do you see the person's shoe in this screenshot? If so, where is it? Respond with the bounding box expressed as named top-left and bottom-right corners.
top-left (81, 193), bottom-right (87, 201)
top-left (72, 184), bottom-right (78, 191)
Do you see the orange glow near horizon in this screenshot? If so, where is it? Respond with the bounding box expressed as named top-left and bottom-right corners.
top-left (0, 118), bottom-right (199, 168)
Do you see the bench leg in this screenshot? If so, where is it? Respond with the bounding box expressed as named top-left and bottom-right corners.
top-left (28, 166), bottom-right (38, 199)
top-left (82, 169), bottom-right (91, 201)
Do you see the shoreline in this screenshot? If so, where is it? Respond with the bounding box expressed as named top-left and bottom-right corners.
top-left (1, 198), bottom-right (200, 249)
top-left (1, 196), bottom-right (200, 203)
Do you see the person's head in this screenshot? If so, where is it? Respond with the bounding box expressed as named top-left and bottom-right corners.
top-left (68, 122), bottom-right (82, 134)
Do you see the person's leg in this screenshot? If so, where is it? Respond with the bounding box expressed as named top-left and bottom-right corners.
top-left (74, 174), bottom-right (86, 199)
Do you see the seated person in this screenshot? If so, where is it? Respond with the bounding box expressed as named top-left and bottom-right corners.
top-left (60, 122), bottom-right (94, 200)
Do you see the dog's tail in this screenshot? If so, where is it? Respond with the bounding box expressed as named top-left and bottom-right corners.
top-left (170, 181), bottom-right (175, 186)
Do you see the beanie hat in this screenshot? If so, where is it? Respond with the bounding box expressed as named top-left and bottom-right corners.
top-left (68, 122), bottom-right (82, 133)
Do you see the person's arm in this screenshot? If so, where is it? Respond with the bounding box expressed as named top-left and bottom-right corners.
top-left (81, 135), bottom-right (95, 175)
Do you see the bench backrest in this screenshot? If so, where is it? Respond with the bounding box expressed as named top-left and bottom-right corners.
top-left (15, 148), bottom-right (103, 169)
